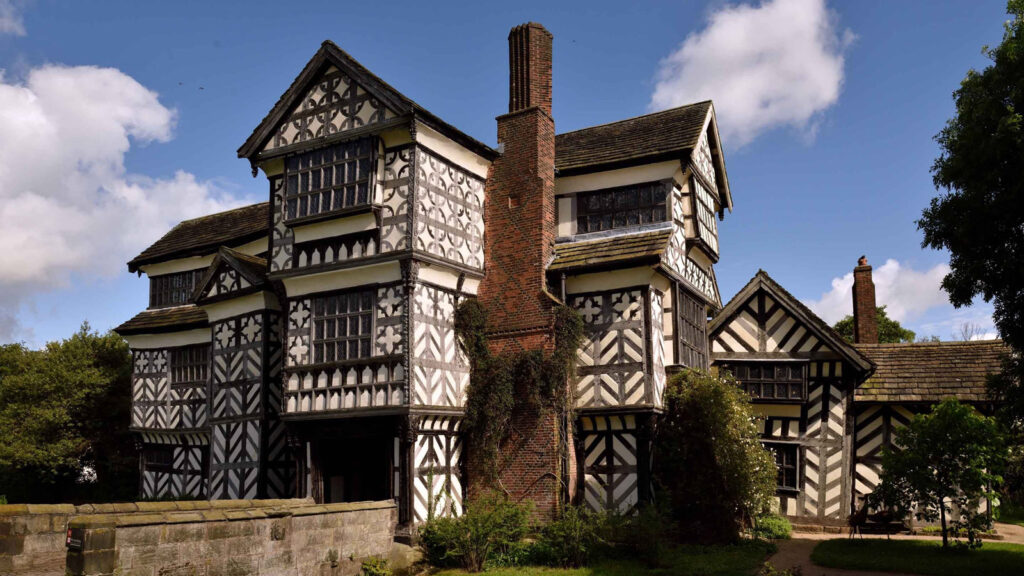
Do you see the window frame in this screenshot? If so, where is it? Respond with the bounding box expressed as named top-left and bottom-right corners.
top-left (691, 175), bottom-right (719, 256)
top-left (674, 284), bottom-right (708, 370)
top-left (149, 269), bottom-right (205, 309)
top-left (574, 181), bottom-right (669, 234)
top-left (169, 344), bottom-right (209, 386)
top-left (283, 137), bottom-right (378, 226)
top-left (143, 445), bottom-right (174, 474)
top-left (720, 361), bottom-right (808, 403)
top-left (309, 288), bottom-right (376, 365)
top-left (764, 441), bottom-right (800, 493)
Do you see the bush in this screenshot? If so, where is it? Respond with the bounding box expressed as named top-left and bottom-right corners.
top-left (653, 369), bottom-right (777, 543)
top-left (417, 494), bottom-right (531, 572)
top-left (534, 506), bottom-right (601, 567)
top-left (752, 514), bottom-right (792, 540)
top-left (360, 556), bottom-right (391, 576)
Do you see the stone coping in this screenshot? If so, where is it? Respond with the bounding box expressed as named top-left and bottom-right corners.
top-left (66, 499), bottom-right (395, 529)
top-left (0, 498), bottom-right (396, 528)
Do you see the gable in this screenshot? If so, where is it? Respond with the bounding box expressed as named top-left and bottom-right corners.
top-left (711, 291), bottom-right (831, 356)
top-left (262, 65), bottom-right (397, 154)
top-left (709, 271), bottom-right (873, 372)
top-left (194, 248), bottom-right (268, 303)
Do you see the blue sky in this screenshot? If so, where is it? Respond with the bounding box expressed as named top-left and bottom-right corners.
top-left (0, 0), bottom-right (1009, 346)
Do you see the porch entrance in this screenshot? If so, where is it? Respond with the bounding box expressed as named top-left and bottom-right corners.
top-left (318, 435), bottom-right (391, 503)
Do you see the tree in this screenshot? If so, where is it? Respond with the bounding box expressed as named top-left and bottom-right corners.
top-left (920, 1), bottom-right (1024, 353)
top-left (0, 324), bottom-right (137, 503)
top-left (653, 369), bottom-right (777, 544)
top-left (869, 399), bottom-right (1005, 548)
top-left (833, 305), bottom-right (916, 344)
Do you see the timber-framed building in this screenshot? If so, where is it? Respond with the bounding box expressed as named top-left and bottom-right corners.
top-left (115, 22), bottom-right (1006, 529)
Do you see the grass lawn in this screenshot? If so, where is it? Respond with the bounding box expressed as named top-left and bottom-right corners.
top-left (431, 541), bottom-right (775, 576)
top-left (811, 539), bottom-right (1024, 576)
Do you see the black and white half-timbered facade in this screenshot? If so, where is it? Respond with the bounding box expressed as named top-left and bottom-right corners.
top-left (115, 23), bottom-right (1005, 529)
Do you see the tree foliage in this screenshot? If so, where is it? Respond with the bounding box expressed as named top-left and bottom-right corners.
top-left (0, 324), bottom-right (137, 503)
top-left (869, 399), bottom-right (1005, 548)
top-left (920, 0), bottom-right (1024, 352)
top-left (833, 305), bottom-right (915, 344)
top-left (653, 369), bottom-right (777, 544)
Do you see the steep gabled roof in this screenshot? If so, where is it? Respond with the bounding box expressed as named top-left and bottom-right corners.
top-left (127, 203), bottom-right (269, 273)
top-left (114, 305), bottom-right (208, 336)
top-left (710, 270), bottom-right (874, 373)
top-left (238, 40), bottom-right (497, 162)
top-left (854, 340), bottom-right (1009, 403)
top-left (554, 101), bottom-right (733, 212)
top-left (549, 228), bottom-right (672, 272)
top-left (193, 247), bottom-right (268, 303)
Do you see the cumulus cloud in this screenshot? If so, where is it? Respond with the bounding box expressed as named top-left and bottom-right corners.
top-left (0, 0), bottom-right (26, 36)
top-left (0, 65), bottom-right (245, 341)
top-left (804, 259), bottom-right (952, 325)
top-left (650, 0), bottom-right (854, 147)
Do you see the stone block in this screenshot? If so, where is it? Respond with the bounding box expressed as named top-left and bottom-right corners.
top-left (162, 523), bottom-right (205, 544)
top-left (0, 534), bottom-right (24, 555)
top-left (67, 548), bottom-right (116, 576)
top-left (119, 525), bottom-right (161, 547)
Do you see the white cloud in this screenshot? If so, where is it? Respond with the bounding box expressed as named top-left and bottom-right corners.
top-left (0, 65), bottom-right (246, 341)
top-left (804, 259), bottom-right (954, 325)
top-left (650, 0), bottom-right (854, 147)
top-left (0, 0), bottom-right (26, 36)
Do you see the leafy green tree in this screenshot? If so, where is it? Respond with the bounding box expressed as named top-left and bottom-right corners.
top-left (869, 399), bottom-right (1005, 548)
top-left (833, 305), bottom-right (916, 344)
top-left (919, 1), bottom-right (1024, 370)
top-left (0, 324), bottom-right (136, 503)
top-left (653, 369), bottom-right (777, 544)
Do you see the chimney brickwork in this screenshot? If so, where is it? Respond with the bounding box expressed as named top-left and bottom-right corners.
top-left (472, 22), bottom-right (564, 518)
top-left (852, 256), bottom-right (878, 344)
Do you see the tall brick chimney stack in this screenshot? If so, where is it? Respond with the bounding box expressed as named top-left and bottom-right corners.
top-left (479, 22), bottom-right (557, 352)
top-left (473, 23), bottom-right (564, 519)
top-left (852, 255), bottom-right (878, 344)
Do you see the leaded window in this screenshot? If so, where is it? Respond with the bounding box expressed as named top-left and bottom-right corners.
top-left (149, 269), bottom-right (205, 308)
top-left (765, 442), bottom-right (799, 491)
top-left (284, 137), bottom-right (375, 223)
top-left (575, 182), bottom-right (668, 234)
top-left (723, 362), bottom-right (806, 402)
top-left (692, 176), bottom-right (719, 255)
top-left (170, 345), bottom-right (209, 384)
top-left (676, 287), bottom-right (708, 369)
top-left (143, 445), bottom-right (174, 473)
top-left (312, 290), bottom-right (374, 363)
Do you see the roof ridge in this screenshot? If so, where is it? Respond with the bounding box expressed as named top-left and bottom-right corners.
top-left (177, 201), bottom-right (268, 225)
top-left (855, 339), bottom-right (1004, 347)
top-left (555, 101), bottom-right (712, 137)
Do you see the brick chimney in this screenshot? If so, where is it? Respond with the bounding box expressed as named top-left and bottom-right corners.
top-left (473, 22), bottom-right (564, 518)
top-left (852, 255), bottom-right (878, 344)
top-left (478, 22), bottom-right (557, 352)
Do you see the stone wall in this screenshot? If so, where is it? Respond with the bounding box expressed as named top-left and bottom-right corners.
top-left (1, 499), bottom-right (396, 576)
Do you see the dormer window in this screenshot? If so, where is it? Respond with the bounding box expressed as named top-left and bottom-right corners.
top-left (149, 269), bottom-right (205, 308)
top-left (284, 137), bottom-right (376, 224)
top-left (575, 182), bottom-right (668, 234)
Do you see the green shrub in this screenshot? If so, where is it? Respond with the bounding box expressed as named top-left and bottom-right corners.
top-left (654, 369), bottom-right (777, 543)
top-left (752, 514), bottom-right (792, 540)
top-left (758, 561), bottom-right (803, 576)
top-left (534, 506), bottom-right (600, 567)
top-left (417, 494), bottom-right (531, 572)
top-left (360, 556), bottom-right (391, 576)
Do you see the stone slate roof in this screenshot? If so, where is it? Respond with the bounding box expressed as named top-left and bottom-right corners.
top-left (114, 305), bottom-right (208, 336)
top-left (555, 101), bottom-right (711, 174)
top-left (549, 228), bottom-right (672, 272)
top-left (854, 340), bottom-right (1009, 403)
top-left (127, 203), bottom-right (269, 272)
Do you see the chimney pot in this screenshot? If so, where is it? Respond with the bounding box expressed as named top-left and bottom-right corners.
top-left (852, 256), bottom-right (878, 344)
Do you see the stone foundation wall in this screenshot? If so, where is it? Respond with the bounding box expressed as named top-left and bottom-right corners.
top-left (1, 499), bottom-right (396, 576)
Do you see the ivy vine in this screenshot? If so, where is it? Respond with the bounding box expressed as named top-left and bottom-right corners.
top-left (454, 299), bottom-right (584, 485)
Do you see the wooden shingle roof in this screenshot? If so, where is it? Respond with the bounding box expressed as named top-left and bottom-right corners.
top-left (549, 228), bottom-right (672, 272)
top-left (127, 203), bottom-right (269, 272)
top-left (555, 101), bottom-right (711, 174)
top-left (854, 340), bottom-right (1009, 403)
top-left (114, 305), bottom-right (208, 336)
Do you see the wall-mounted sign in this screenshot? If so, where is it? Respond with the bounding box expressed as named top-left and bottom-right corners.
top-left (66, 527), bottom-right (84, 550)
